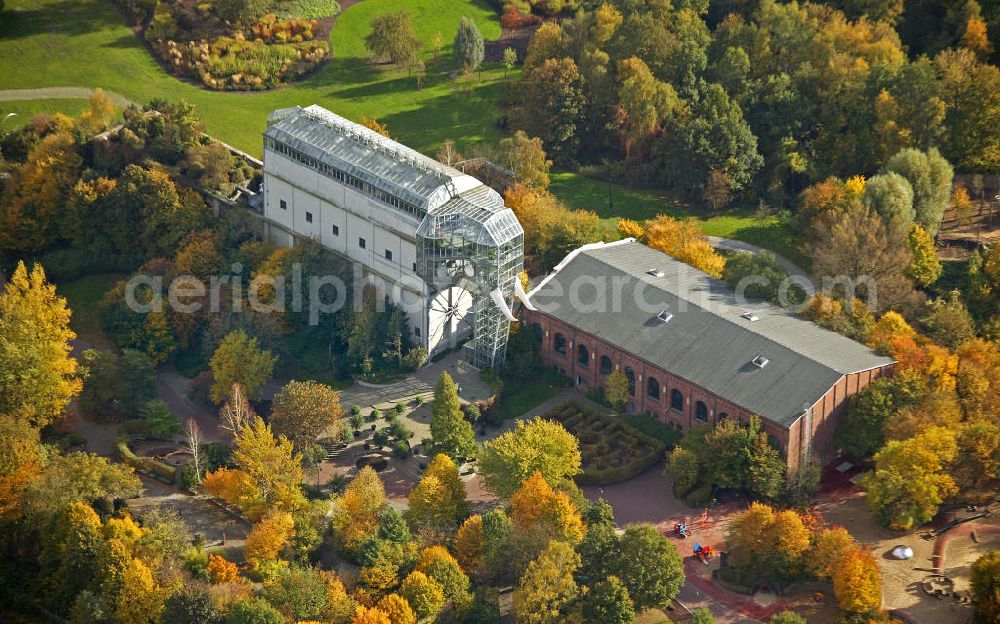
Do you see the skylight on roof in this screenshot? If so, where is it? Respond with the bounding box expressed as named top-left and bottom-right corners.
top-left (752, 354), bottom-right (769, 368)
top-left (647, 268), bottom-right (665, 278)
top-left (657, 310), bottom-right (673, 323)
top-left (741, 311), bottom-right (760, 322)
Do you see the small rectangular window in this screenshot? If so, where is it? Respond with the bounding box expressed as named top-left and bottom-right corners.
top-left (305, 211), bottom-right (313, 223)
top-left (385, 250), bottom-right (393, 261)
top-left (359, 238), bottom-right (366, 249)
top-left (412, 262), bottom-right (418, 272)
top-left (280, 199), bottom-right (287, 210)
top-left (332, 224), bottom-right (339, 236)
top-left (414, 327), bottom-right (421, 337)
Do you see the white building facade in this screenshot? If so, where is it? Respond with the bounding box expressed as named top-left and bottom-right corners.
top-left (261, 105), bottom-right (526, 368)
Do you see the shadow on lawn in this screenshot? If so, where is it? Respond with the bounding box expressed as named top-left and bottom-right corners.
top-left (0, 0), bottom-right (120, 40)
top-left (380, 79), bottom-right (506, 151)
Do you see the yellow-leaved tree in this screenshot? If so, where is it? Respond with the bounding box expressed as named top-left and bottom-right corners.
top-left (407, 453), bottom-right (468, 531)
top-left (331, 466), bottom-right (387, 552)
top-left (861, 426), bottom-right (958, 530)
top-left (0, 261), bottom-right (81, 427)
top-left (833, 547), bottom-right (882, 613)
top-left (641, 215), bottom-right (725, 277)
top-left (231, 415), bottom-right (305, 518)
top-left (511, 472), bottom-right (585, 544)
top-left (454, 514), bottom-right (486, 580)
top-left (512, 540), bottom-right (581, 624)
top-left (244, 510), bottom-right (295, 572)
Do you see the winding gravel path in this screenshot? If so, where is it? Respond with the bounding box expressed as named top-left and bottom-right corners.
top-left (706, 235), bottom-right (809, 280)
top-left (0, 86), bottom-right (134, 107)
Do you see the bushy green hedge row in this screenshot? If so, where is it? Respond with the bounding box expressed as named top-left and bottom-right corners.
top-left (545, 401), bottom-right (667, 485)
top-left (117, 440), bottom-right (177, 482)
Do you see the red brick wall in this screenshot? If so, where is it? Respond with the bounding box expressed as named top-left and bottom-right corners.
top-left (523, 309), bottom-right (893, 470)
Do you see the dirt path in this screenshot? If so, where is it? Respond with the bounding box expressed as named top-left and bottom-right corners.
top-left (0, 87), bottom-right (133, 107)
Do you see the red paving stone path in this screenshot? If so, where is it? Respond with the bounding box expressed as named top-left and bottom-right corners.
top-left (932, 522), bottom-right (1000, 572)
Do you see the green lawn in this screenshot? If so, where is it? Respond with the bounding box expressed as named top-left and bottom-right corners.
top-left (55, 273), bottom-right (126, 342)
top-left (490, 368), bottom-right (567, 422)
top-left (0, 0), bottom-right (508, 156)
top-left (0, 98), bottom-right (94, 127)
top-left (548, 171), bottom-right (808, 268)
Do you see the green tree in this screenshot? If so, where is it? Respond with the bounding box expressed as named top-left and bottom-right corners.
top-left (921, 291), bottom-right (977, 349)
top-left (907, 224), bottom-right (943, 287)
top-left (863, 172), bottom-right (915, 225)
top-left (769, 611), bottom-right (807, 624)
top-left (668, 446), bottom-right (700, 496)
top-left (971, 550), bottom-right (1000, 624)
top-left (582, 575), bottom-right (635, 624)
top-left (365, 11), bottom-right (421, 66)
top-left (141, 400), bottom-right (181, 437)
top-left (430, 372), bottom-right (476, 460)
top-left (884, 147), bottom-right (954, 235)
top-left (260, 566), bottom-right (331, 621)
top-left (836, 375), bottom-right (921, 459)
top-left (0, 261), bottom-right (81, 427)
top-left (660, 82), bottom-right (762, 194)
top-left (512, 541), bottom-right (581, 624)
top-left (518, 58), bottom-right (587, 163)
top-left (224, 598), bottom-right (285, 624)
top-left (614, 524), bottom-right (684, 610)
top-left (209, 330), bottom-right (276, 403)
top-left (270, 380), bottom-right (344, 449)
top-left (478, 417), bottom-right (581, 499)
top-left (691, 606), bottom-right (716, 624)
top-left (454, 17), bottom-right (485, 72)
top-left (78, 349), bottom-right (156, 422)
top-left (161, 585), bottom-right (222, 624)
top-left (40, 502), bottom-right (104, 612)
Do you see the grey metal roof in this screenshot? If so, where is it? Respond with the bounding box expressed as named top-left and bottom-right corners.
top-left (527, 240), bottom-right (894, 428)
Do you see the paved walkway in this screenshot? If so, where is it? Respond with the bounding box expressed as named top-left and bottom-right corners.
top-left (707, 236), bottom-right (809, 281)
top-left (0, 86), bottom-right (134, 107)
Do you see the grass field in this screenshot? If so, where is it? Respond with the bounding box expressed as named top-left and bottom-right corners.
top-left (0, 0), bottom-right (507, 156)
top-left (548, 172), bottom-right (807, 268)
top-left (55, 273), bottom-right (126, 342)
top-left (0, 98), bottom-right (96, 127)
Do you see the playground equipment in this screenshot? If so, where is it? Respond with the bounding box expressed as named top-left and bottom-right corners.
top-left (693, 544), bottom-right (715, 564)
top-left (674, 523), bottom-right (690, 538)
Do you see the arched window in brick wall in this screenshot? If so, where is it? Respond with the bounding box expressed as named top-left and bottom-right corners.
top-left (695, 401), bottom-right (709, 422)
top-left (599, 355), bottom-right (612, 375)
top-left (554, 333), bottom-right (567, 356)
top-left (577, 344), bottom-right (589, 366)
top-left (670, 389), bottom-right (684, 412)
top-left (647, 377), bottom-right (660, 400)
top-left (531, 323), bottom-right (542, 344)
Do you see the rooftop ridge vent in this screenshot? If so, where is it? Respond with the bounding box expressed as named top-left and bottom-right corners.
top-left (299, 108), bottom-right (450, 184)
top-left (657, 310), bottom-right (673, 323)
top-left (752, 354), bottom-right (769, 368)
top-left (647, 268), bottom-right (665, 278)
top-left (741, 311), bottom-right (760, 322)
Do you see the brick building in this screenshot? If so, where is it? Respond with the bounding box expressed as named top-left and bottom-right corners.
top-left (522, 240), bottom-right (894, 470)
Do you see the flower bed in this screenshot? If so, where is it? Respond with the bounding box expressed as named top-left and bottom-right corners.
top-left (544, 401), bottom-right (667, 485)
top-left (119, 0), bottom-right (333, 90)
